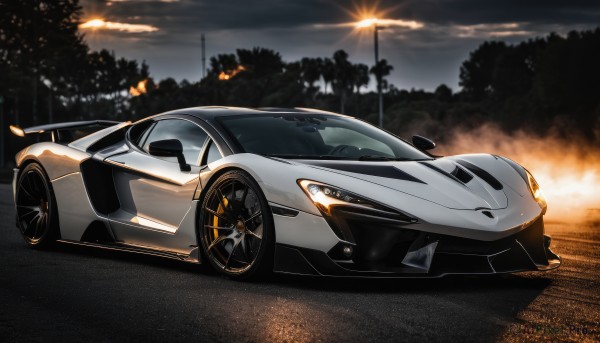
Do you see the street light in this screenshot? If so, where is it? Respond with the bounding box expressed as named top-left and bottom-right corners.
top-left (356, 18), bottom-right (384, 128)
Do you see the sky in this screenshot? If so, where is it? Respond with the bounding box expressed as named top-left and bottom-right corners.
top-left (79, 0), bottom-right (600, 91)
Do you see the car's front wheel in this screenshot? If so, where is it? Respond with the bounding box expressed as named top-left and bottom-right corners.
top-left (199, 170), bottom-right (274, 280)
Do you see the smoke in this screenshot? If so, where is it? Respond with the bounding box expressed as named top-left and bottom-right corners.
top-left (434, 123), bottom-right (600, 223)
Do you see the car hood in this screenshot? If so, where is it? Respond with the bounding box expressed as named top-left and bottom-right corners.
top-left (295, 156), bottom-right (509, 210)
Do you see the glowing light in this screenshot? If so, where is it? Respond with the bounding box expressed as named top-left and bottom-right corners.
top-left (9, 125), bottom-right (25, 137)
top-left (80, 19), bottom-right (158, 33)
top-left (129, 79), bottom-right (148, 96)
top-left (218, 65), bottom-right (246, 81)
top-left (81, 19), bottom-right (105, 29)
top-left (356, 18), bottom-right (378, 28)
top-left (355, 18), bottom-right (424, 29)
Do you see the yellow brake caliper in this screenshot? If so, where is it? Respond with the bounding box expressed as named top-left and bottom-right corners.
top-left (213, 196), bottom-right (229, 238)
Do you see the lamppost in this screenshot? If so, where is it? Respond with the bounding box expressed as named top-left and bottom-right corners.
top-left (357, 18), bottom-right (384, 128)
top-left (373, 24), bottom-right (383, 128)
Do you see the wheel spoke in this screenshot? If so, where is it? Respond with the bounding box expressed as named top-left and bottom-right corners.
top-left (207, 233), bottom-right (229, 252)
top-left (245, 211), bottom-right (262, 224)
top-left (19, 211), bottom-right (38, 227)
top-left (239, 235), bottom-right (252, 262)
top-left (33, 213), bottom-right (46, 238)
top-left (224, 237), bottom-right (241, 269)
top-left (245, 228), bottom-right (262, 240)
top-left (18, 205), bottom-right (39, 215)
top-left (26, 172), bottom-right (39, 195)
top-left (23, 214), bottom-right (41, 237)
top-left (205, 208), bottom-right (231, 223)
top-left (230, 180), bottom-right (236, 204)
top-left (216, 188), bottom-right (230, 211)
top-left (204, 225), bottom-right (234, 232)
top-left (240, 185), bottom-right (249, 205)
top-left (19, 184), bottom-right (36, 202)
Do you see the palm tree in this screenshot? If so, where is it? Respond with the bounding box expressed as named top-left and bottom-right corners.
top-left (331, 50), bottom-right (354, 114)
top-left (301, 57), bottom-right (322, 100)
top-left (370, 59), bottom-right (394, 90)
top-left (353, 63), bottom-right (370, 93)
top-left (321, 58), bottom-right (335, 94)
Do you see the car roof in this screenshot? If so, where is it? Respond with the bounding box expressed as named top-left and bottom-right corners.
top-left (157, 106), bottom-right (346, 120)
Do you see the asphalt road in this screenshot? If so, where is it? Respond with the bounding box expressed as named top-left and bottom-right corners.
top-left (0, 183), bottom-right (598, 342)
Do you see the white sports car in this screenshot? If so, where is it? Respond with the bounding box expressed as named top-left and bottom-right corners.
top-left (11, 107), bottom-right (561, 279)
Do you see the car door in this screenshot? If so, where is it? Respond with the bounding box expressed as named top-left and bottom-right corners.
top-left (105, 117), bottom-right (210, 251)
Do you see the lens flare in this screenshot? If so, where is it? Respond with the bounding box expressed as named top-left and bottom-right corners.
top-left (80, 18), bottom-right (158, 33)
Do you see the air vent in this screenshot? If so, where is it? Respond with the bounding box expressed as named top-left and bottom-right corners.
top-left (481, 211), bottom-right (494, 218)
top-left (456, 160), bottom-right (503, 190)
top-left (451, 166), bottom-right (473, 183)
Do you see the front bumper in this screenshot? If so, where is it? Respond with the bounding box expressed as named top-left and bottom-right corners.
top-left (273, 216), bottom-right (561, 277)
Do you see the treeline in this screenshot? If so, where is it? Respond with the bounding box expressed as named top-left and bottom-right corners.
top-left (1, 1), bottom-right (599, 166)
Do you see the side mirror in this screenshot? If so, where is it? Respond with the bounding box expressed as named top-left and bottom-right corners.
top-left (412, 135), bottom-right (436, 151)
top-left (148, 139), bottom-right (191, 171)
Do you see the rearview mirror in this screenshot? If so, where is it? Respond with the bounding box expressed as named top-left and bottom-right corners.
top-left (148, 139), bottom-right (191, 171)
top-left (412, 135), bottom-right (436, 151)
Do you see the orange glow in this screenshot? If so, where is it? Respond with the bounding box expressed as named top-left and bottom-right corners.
top-left (129, 79), bottom-right (148, 96)
top-left (218, 65), bottom-right (246, 81)
top-left (437, 124), bottom-right (600, 222)
top-left (354, 18), bottom-right (424, 29)
top-left (9, 125), bottom-right (25, 137)
top-left (356, 17), bottom-right (379, 28)
top-left (80, 18), bottom-right (158, 33)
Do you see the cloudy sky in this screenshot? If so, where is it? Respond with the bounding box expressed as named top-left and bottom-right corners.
top-left (79, 0), bottom-right (600, 91)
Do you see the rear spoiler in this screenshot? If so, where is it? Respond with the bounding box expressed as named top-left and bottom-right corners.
top-left (10, 120), bottom-right (120, 143)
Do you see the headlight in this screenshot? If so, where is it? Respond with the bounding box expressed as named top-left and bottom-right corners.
top-left (526, 170), bottom-right (547, 213)
top-left (297, 179), bottom-right (417, 245)
top-left (498, 156), bottom-right (547, 214)
top-left (297, 180), bottom-right (376, 214)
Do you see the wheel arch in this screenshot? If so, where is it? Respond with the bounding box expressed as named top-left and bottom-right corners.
top-left (195, 166), bottom-right (274, 237)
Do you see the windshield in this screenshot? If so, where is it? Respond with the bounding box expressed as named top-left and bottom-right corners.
top-left (217, 114), bottom-right (431, 161)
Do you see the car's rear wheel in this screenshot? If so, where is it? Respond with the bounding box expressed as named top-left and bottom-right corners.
top-left (199, 170), bottom-right (274, 280)
top-left (15, 163), bottom-right (58, 248)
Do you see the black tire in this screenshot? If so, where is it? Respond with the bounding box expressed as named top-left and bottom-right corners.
top-left (15, 163), bottom-right (59, 248)
top-left (199, 170), bottom-right (274, 280)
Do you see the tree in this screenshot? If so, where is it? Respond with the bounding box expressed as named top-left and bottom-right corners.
top-left (353, 63), bottom-right (370, 93)
top-left (459, 41), bottom-right (507, 101)
top-left (300, 57), bottom-right (322, 99)
top-left (321, 58), bottom-right (335, 94)
top-left (434, 84), bottom-right (453, 102)
top-left (370, 59), bottom-right (393, 91)
top-left (331, 50), bottom-right (354, 114)
top-left (0, 0), bottom-right (87, 124)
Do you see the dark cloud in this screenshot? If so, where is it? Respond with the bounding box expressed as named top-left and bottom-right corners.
top-left (79, 0), bottom-right (600, 90)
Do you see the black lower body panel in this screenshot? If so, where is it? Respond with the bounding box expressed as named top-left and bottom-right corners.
top-left (273, 217), bottom-right (561, 278)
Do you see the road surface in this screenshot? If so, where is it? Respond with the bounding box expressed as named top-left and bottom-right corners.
top-left (0, 184), bottom-right (598, 342)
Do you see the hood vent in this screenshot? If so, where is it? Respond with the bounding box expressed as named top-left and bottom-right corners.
top-left (456, 160), bottom-right (503, 190)
top-left (451, 166), bottom-right (474, 184)
top-left (419, 161), bottom-right (467, 187)
top-left (305, 162), bottom-right (426, 184)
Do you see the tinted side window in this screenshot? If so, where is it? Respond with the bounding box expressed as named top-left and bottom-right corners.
top-left (128, 120), bottom-right (154, 148)
top-left (204, 140), bottom-right (223, 165)
top-left (143, 119), bottom-right (208, 165)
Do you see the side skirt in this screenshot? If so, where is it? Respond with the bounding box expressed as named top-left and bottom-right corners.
top-left (56, 239), bottom-right (201, 264)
